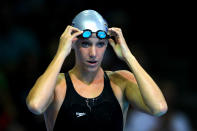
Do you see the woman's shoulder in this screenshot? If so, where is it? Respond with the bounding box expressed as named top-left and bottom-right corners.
top-left (105, 69), bottom-right (134, 78)
top-left (55, 73), bottom-right (67, 96)
top-left (57, 73), bottom-right (65, 83)
top-left (105, 70), bottom-right (136, 83)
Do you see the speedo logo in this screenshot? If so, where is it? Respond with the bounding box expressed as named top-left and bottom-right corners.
top-left (76, 112), bottom-right (86, 117)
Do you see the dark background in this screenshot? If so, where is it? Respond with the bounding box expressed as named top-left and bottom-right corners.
top-left (0, 0), bottom-right (195, 131)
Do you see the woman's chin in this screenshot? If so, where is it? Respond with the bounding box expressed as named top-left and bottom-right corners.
top-left (83, 64), bottom-right (100, 72)
top-left (85, 66), bottom-right (99, 72)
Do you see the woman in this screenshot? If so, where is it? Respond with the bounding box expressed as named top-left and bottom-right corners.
top-left (26, 10), bottom-right (168, 131)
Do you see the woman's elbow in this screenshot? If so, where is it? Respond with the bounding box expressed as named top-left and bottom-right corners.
top-left (26, 99), bottom-right (44, 115)
top-left (152, 103), bottom-right (168, 117)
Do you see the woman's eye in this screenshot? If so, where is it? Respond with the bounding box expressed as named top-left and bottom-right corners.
top-left (81, 42), bottom-right (91, 48)
top-left (96, 42), bottom-right (105, 48)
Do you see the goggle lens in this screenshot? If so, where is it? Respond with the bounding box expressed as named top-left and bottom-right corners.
top-left (82, 30), bottom-right (92, 38)
top-left (97, 31), bottom-right (107, 39)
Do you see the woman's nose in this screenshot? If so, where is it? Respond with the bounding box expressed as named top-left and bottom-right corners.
top-left (89, 46), bottom-right (96, 58)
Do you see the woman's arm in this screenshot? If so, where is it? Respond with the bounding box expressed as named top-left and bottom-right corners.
top-left (124, 55), bottom-right (167, 116)
top-left (108, 27), bottom-right (168, 116)
top-left (26, 26), bottom-right (82, 115)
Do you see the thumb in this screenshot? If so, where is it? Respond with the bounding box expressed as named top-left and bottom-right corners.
top-left (71, 31), bottom-right (83, 39)
top-left (108, 38), bottom-right (116, 49)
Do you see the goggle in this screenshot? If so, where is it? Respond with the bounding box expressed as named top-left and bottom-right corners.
top-left (78, 29), bottom-right (110, 39)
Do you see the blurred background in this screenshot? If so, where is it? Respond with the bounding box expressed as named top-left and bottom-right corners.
top-left (0, 0), bottom-right (195, 131)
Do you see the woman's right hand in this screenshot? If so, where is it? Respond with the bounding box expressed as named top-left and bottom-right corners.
top-left (57, 25), bottom-right (82, 56)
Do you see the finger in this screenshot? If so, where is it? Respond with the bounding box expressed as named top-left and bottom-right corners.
top-left (71, 30), bottom-right (83, 39)
top-left (108, 38), bottom-right (116, 49)
top-left (61, 26), bottom-right (81, 38)
top-left (71, 26), bottom-right (81, 31)
top-left (110, 27), bottom-right (122, 33)
top-left (109, 28), bottom-right (124, 44)
top-left (70, 27), bottom-right (81, 35)
top-left (112, 28), bottom-right (123, 37)
top-left (61, 25), bottom-right (72, 37)
top-left (109, 28), bottom-right (119, 43)
top-left (108, 28), bottom-right (118, 37)
top-left (71, 31), bottom-right (83, 47)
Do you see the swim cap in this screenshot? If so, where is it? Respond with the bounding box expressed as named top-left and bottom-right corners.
top-left (71, 10), bottom-right (108, 33)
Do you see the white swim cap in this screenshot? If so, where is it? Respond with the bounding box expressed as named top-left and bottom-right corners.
top-left (71, 10), bottom-right (108, 33)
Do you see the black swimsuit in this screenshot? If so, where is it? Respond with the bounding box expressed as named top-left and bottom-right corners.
top-left (53, 71), bottom-right (123, 131)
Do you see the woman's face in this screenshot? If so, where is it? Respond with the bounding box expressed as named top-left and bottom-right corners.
top-left (73, 33), bottom-right (108, 72)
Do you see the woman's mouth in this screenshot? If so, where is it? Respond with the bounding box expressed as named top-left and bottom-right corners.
top-left (86, 60), bottom-right (98, 66)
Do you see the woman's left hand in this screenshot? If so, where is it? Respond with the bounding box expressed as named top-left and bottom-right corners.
top-left (108, 27), bottom-right (131, 60)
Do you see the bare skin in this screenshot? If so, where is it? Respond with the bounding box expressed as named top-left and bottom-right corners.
top-left (26, 25), bottom-right (168, 131)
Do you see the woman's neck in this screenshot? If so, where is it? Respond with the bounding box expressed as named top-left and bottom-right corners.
top-left (70, 65), bottom-right (104, 85)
